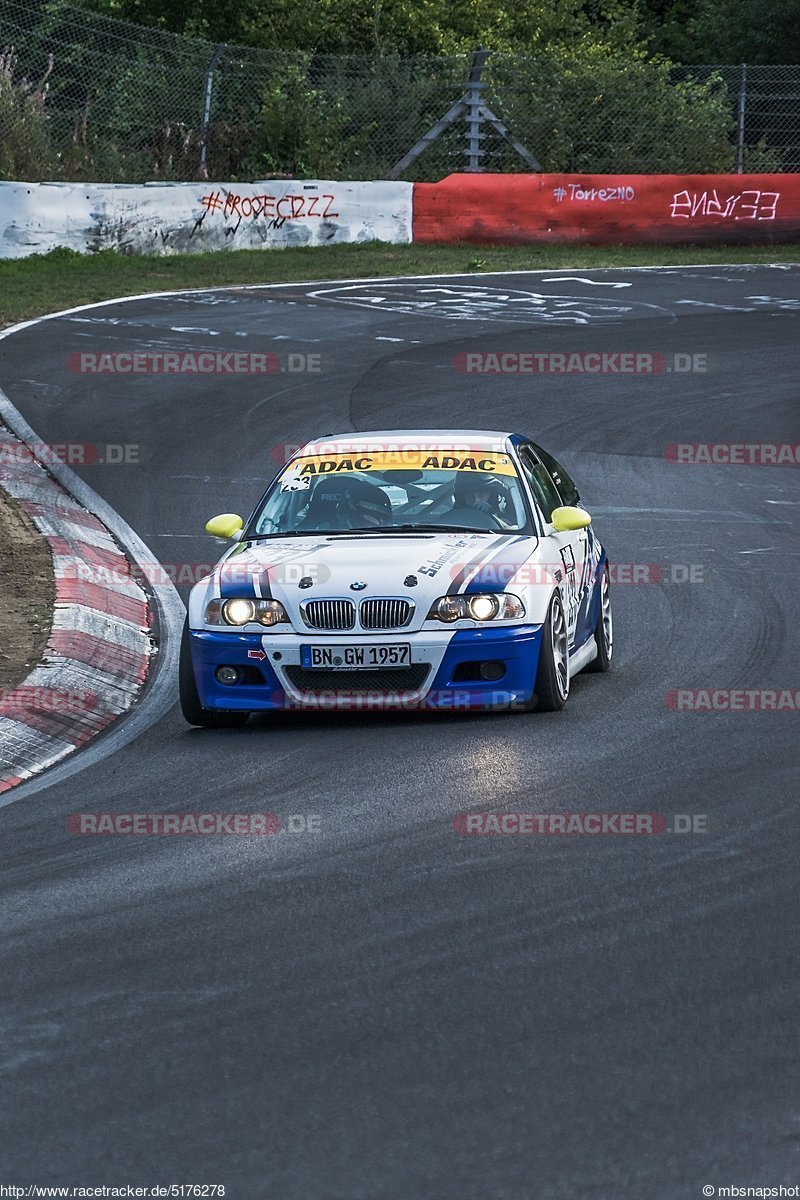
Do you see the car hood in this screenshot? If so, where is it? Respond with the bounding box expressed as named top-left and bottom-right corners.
top-left (205, 531), bottom-right (536, 627)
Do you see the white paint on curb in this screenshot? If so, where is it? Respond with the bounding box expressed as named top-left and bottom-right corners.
top-left (0, 393), bottom-right (185, 806)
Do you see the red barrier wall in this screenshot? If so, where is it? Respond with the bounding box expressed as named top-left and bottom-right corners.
top-left (412, 174), bottom-right (800, 244)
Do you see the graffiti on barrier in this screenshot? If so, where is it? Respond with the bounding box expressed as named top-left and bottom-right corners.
top-left (199, 191), bottom-right (340, 220)
top-left (553, 184), bottom-right (636, 203)
top-left (0, 180), bottom-right (412, 258)
top-left (669, 189), bottom-right (780, 220)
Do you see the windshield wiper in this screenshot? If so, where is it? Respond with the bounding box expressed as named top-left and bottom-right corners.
top-left (380, 523), bottom-right (492, 534)
top-left (243, 527), bottom-right (387, 539)
top-left (244, 524), bottom-right (499, 539)
top-left (243, 531), bottom-right (308, 539)
top-left (309, 525), bottom-right (491, 535)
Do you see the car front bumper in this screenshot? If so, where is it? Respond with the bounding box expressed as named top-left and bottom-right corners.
top-left (188, 624), bottom-right (545, 712)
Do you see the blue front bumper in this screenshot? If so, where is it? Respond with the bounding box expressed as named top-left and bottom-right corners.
top-left (426, 625), bottom-right (544, 709)
top-left (189, 624), bottom-right (544, 713)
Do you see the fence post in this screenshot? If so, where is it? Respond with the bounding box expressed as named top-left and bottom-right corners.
top-left (736, 62), bottom-right (747, 174)
top-left (465, 46), bottom-right (490, 172)
top-left (386, 45), bottom-right (540, 178)
top-left (199, 43), bottom-right (226, 179)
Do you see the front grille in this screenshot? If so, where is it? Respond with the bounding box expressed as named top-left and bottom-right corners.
top-left (359, 598), bottom-right (414, 629)
top-left (301, 599), bottom-right (356, 630)
top-left (285, 664), bottom-right (430, 694)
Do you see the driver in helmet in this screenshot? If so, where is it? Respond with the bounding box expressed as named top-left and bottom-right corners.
top-left (449, 472), bottom-right (514, 530)
top-left (299, 477), bottom-right (391, 530)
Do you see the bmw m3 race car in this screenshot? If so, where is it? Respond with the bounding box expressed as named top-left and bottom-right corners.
top-left (179, 431), bottom-right (612, 726)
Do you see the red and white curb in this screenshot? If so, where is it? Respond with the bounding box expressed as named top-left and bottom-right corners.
top-left (0, 423), bottom-right (153, 793)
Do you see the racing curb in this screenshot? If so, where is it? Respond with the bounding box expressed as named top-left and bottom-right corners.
top-left (0, 419), bottom-right (154, 793)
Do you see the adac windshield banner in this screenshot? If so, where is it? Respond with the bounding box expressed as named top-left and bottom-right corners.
top-left (281, 450), bottom-right (519, 478)
top-left (412, 173), bottom-right (800, 245)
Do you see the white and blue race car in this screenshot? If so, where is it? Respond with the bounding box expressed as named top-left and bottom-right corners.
top-left (180, 431), bottom-right (612, 725)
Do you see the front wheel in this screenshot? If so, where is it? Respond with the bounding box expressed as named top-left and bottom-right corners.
top-left (586, 562), bottom-right (613, 673)
top-left (179, 619), bottom-right (249, 728)
top-left (534, 592), bottom-right (570, 712)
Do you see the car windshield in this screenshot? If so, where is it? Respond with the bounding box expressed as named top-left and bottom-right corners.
top-left (248, 449), bottom-right (533, 536)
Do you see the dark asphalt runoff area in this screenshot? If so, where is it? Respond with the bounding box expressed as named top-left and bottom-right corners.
top-left (1, 266), bottom-right (799, 1198)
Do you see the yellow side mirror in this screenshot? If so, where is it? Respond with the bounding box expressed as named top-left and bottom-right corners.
top-left (205, 513), bottom-right (244, 539)
top-left (551, 505), bottom-right (592, 533)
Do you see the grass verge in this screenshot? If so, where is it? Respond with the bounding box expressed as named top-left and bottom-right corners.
top-left (1, 241), bottom-right (799, 329)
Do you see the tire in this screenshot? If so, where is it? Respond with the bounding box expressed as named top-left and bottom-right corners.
top-left (586, 562), bottom-right (613, 673)
top-left (533, 591), bottom-right (570, 712)
top-left (179, 619), bottom-right (249, 728)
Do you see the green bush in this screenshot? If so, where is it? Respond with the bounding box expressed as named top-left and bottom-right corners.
top-left (743, 137), bottom-right (785, 171)
top-left (240, 56), bottom-right (436, 179)
top-left (487, 52), bottom-right (735, 173)
top-left (0, 48), bottom-right (56, 178)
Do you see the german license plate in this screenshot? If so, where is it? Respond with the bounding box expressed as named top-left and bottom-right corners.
top-left (301, 644), bottom-right (410, 670)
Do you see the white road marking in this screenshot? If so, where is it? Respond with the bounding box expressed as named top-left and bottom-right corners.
top-left (169, 326), bottom-right (221, 335)
top-left (541, 277), bottom-right (632, 287)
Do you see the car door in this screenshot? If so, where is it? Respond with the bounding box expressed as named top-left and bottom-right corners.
top-left (530, 442), bottom-right (603, 642)
top-left (517, 444), bottom-right (588, 649)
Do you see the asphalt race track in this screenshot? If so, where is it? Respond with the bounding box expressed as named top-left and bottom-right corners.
top-left (1, 266), bottom-right (799, 1197)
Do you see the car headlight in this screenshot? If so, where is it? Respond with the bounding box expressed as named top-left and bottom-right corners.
top-left (204, 598), bottom-right (290, 627)
top-left (427, 592), bottom-right (525, 622)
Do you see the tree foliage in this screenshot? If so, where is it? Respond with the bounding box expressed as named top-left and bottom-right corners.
top-left (72, 0), bottom-right (800, 61)
top-left (1, 0), bottom-right (795, 182)
top-left (0, 48), bottom-right (55, 177)
top-left (638, 0), bottom-right (800, 65)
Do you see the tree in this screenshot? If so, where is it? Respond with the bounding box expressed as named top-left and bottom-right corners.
top-left (0, 48), bottom-right (54, 178)
top-left (636, 0), bottom-right (800, 63)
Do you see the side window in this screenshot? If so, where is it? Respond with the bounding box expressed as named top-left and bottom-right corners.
top-left (518, 446), bottom-right (562, 523)
top-left (530, 443), bottom-right (580, 506)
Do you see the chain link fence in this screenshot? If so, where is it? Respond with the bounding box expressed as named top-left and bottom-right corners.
top-left (671, 64), bottom-right (800, 172)
top-left (1, 0), bottom-right (799, 182)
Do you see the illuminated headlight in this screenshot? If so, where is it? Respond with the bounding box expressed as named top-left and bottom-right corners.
top-left (204, 598), bottom-right (290, 627)
top-left (427, 593), bottom-right (525, 623)
top-left (224, 598), bottom-right (257, 626)
top-left (469, 594), bottom-right (499, 621)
